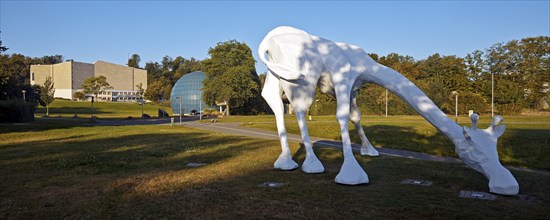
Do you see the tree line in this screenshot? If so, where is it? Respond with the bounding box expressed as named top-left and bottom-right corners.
top-left (0, 52), bottom-right (63, 121)
top-left (1, 35), bottom-right (547, 118)
top-left (130, 40), bottom-right (263, 115)
top-left (139, 36), bottom-right (547, 115)
top-left (349, 36), bottom-right (549, 116)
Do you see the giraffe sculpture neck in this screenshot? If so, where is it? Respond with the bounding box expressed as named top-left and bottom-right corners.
top-left (360, 62), bottom-right (519, 195)
top-left (362, 64), bottom-right (463, 145)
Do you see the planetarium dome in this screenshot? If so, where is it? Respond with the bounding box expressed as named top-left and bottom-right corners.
top-left (170, 71), bottom-right (209, 115)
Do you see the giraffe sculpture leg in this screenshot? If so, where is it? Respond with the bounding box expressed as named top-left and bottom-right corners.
top-left (350, 91), bottom-right (379, 156)
top-left (333, 80), bottom-right (369, 185)
top-left (262, 73), bottom-right (298, 170)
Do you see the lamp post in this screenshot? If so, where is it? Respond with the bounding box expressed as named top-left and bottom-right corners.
top-left (491, 72), bottom-right (495, 117)
top-left (197, 91), bottom-right (203, 121)
top-left (22, 90), bottom-right (26, 102)
top-left (176, 96), bottom-right (182, 126)
top-left (385, 89), bottom-right (388, 117)
top-left (452, 91), bottom-right (459, 123)
top-left (88, 96), bottom-right (95, 119)
top-left (160, 95), bottom-right (165, 117)
top-left (314, 99), bottom-right (319, 117)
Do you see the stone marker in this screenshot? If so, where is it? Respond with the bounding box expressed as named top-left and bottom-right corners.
top-left (186, 162), bottom-right (207, 167)
top-left (260, 182), bottom-right (284, 188)
top-left (459, 190), bottom-right (497, 200)
top-left (400, 179), bottom-right (433, 187)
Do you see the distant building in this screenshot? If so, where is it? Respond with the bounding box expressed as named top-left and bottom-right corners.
top-left (170, 71), bottom-right (211, 115)
top-left (30, 60), bottom-right (147, 101)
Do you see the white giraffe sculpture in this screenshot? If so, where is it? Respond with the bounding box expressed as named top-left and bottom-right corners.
top-left (258, 26), bottom-right (519, 195)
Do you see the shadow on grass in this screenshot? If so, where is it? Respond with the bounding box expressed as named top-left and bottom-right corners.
top-left (357, 125), bottom-right (454, 157)
top-left (0, 126), bottom-right (549, 219)
top-left (0, 116), bottom-right (200, 135)
top-left (351, 124), bottom-right (549, 171)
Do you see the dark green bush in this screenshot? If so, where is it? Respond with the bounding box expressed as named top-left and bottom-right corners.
top-left (0, 100), bottom-right (36, 122)
top-left (457, 91), bottom-right (488, 114)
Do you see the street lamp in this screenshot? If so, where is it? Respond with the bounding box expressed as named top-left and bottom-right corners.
top-left (315, 99), bottom-right (319, 115)
top-left (86, 95), bottom-right (95, 119)
top-left (176, 96), bottom-right (182, 126)
top-left (191, 94), bottom-right (203, 121)
top-left (452, 91), bottom-right (459, 123)
top-left (22, 90), bottom-right (26, 102)
top-left (160, 95), bottom-right (165, 117)
top-left (198, 91), bottom-right (204, 121)
top-left (385, 89), bottom-right (388, 117)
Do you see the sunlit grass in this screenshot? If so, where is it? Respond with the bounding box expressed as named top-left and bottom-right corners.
top-left (0, 121), bottom-right (548, 218)
top-left (35, 99), bottom-right (172, 118)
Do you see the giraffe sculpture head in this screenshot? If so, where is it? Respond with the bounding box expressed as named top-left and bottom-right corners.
top-left (455, 113), bottom-right (519, 195)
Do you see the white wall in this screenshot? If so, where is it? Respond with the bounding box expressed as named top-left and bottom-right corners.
top-left (54, 89), bottom-right (73, 100)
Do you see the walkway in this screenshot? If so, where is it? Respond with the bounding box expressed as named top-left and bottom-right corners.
top-left (182, 121), bottom-right (458, 163)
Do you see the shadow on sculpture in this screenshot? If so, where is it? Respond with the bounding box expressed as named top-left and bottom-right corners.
top-left (258, 26), bottom-right (519, 195)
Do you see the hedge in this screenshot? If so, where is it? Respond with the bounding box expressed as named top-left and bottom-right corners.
top-left (0, 100), bottom-right (36, 123)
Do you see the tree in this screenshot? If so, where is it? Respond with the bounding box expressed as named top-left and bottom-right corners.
top-left (202, 40), bottom-right (261, 115)
top-left (485, 36), bottom-right (549, 110)
top-left (145, 61), bottom-right (163, 81)
top-left (0, 54), bottom-right (32, 100)
top-left (136, 83), bottom-right (145, 116)
top-left (465, 50), bottom-right (486, 80)
top-left (145, 77), bottom-right (171, 102)
top-left (127, 54), bottom-right (141, 68)
top-left (40, 55), bottom-right (64, 65)
top-left (0, 31), bottom-right (7, 54)
top-left (80, 76), bottom-right (113, 100)
top-left (136, 83), bottom-right (145, 99)
top-left (74, 91), bottom-right (85, 101)
top-left (40, 76), bottom-right (55, 116)
top-left (174, 57), bottom-right (202, 80)
top-left (0, 53), bottom-right (63, 103)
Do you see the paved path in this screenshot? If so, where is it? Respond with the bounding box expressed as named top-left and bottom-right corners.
top-left (181, 121), bottom-right (459, 163)
top-left (81, 117), bottom-right (547, 175)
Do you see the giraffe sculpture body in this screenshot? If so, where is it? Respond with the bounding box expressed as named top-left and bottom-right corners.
top-left (258, 26), bottom-right (519, 195)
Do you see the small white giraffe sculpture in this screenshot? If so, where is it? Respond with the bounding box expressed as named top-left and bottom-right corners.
top-left (258, 26), bottom-right (519, 195)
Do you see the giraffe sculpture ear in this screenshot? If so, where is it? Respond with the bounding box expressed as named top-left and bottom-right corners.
top-left (493, 125), bottom-right (506, 138)
top-left (470, 113), bottom-right (479, 131)
top-left (488, 115), bottom-right (505, 137)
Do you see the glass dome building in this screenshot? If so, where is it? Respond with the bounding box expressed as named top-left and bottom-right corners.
top-left (170, 71), bottom-right (209, 115)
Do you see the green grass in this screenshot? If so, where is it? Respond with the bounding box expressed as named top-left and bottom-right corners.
top-left (215, 115), bottom-right (550, 170)
top-left (35, 99), bottom-right (172, 118)
top-left (0, 120), bottom-right (549, 218)
top-left (32, 99), bottom-right (550, 170)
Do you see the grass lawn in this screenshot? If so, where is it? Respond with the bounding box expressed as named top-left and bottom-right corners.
top-left (33, 99), bottom-right (550, 170)
top-left (215, 115), bottom-right (550, 171)
top-left (35, 99), bottom-right (172, 119)
top-left (0, 120), bottom-right (549, 218)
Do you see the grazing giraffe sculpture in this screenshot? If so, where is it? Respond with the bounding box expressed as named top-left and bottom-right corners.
top-left (258, 26), bottom-right (519, 195)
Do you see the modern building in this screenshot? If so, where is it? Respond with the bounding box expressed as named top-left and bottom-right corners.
top-left (170, 71), bottom-right (210, 115)
top-left (30, 60), bottom-right (147, 101)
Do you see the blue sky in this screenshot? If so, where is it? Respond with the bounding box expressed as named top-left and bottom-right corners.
top-left (1, 1), bottom-right (548, 74)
